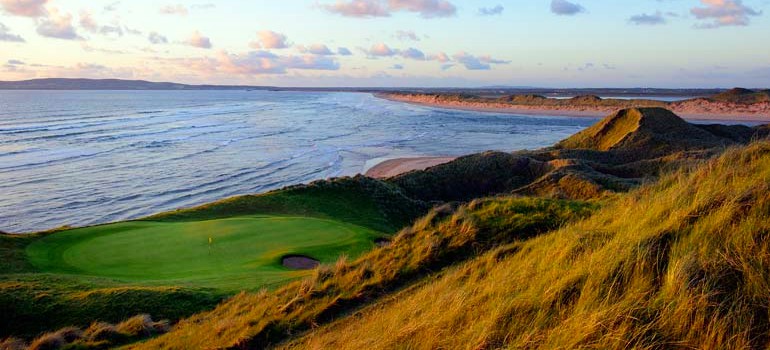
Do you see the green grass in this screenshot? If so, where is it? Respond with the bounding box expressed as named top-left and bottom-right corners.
top-left (2, 176), bottom-right (419, 340)
top-left (26, 216), bottom-right (382, 291)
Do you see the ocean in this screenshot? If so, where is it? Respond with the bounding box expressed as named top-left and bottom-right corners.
top-left (0, 90), bottom-right (596, 233)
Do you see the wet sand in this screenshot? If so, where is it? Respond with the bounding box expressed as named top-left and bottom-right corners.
top-left (365, 157), bottom-right (456, 178)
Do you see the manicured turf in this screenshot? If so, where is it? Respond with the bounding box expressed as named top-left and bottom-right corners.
top-left (26, 215), bottom-right (382, 291)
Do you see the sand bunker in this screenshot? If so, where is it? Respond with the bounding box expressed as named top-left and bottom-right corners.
top-left (282, 255), bottom-right (320, 270)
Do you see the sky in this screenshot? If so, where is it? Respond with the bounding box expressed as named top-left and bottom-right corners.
top-left (0, 0), bottom-right (769, 88)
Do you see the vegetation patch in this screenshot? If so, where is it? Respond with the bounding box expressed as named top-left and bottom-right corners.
top-left (26, 216), bottom-right (381, 291)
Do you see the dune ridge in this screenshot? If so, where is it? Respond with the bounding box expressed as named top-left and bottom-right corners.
top-left (380, 88), bottom-right (770, 121)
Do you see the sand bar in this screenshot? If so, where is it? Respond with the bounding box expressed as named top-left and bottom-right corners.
top-left (365, 157), bottom-right (456, 178)
top-left (379, 94), bottom-right (770, 123)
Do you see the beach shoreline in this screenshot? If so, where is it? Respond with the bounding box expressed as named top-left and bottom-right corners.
top-left (377, 93), bottom-right (770, 123)
top-left (365, 156), bottom-right (456, 178)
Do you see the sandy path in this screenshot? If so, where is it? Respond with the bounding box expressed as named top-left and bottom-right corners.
top-left (365, 157), bottom-right (456, 178)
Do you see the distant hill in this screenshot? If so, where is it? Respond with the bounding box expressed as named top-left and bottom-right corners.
top-left (0, 78), bottom-right (271, 90)
top-left (707, 87), bottom-right (770, 104)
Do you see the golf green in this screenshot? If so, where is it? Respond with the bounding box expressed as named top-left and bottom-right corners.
top-left (26, 216), bottom-right (381, 290)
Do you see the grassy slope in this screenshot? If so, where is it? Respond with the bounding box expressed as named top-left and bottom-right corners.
top-left (1, 176), bottom-right (426, 339)
top-left (131, 197), bottom-right (596, 349)
top-left (285, 141), bottom-right (770, 349)
top-left (147, 175), bottom-right (428, 233)
top-left (26, 216), bottom-right (381, 291)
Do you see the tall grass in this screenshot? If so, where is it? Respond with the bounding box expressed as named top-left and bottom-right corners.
top-left (131, 197), bottom-right (595, 349)
top-left (286, 141), bottom-right (770, 349)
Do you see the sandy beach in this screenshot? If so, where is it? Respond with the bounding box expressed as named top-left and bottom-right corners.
top-left (365, 157), bottom-right (456, 178)
top-left (379, 93), bottom-right (770, 123)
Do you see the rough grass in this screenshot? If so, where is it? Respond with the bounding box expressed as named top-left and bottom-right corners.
top-left (0, 274), bottom-right (223, 339)
top-left (283, 141), bottom-right (770, 349)
top-left (389, 152), bottom-right (540, 202)
top-left (130, 197), bottom-right (595, 349)
top-left (2, 314), bottom-right (170, 350)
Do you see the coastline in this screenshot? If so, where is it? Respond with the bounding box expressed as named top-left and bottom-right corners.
top-left (377, 93), bottom-right (770, 123)
top-left (365, 156), bottom-right (456, 178)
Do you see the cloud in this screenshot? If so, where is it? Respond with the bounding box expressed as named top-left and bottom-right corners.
top-left (690, 0), bottom-right (761, 28)
top-left (479, 5), bottom-right (504, 16)
top-left (159, 4), bottom-right (188, 16)
top-left (79, 11), bottom-right (124, 36)
top-left (390, 64), bottom-right (404, 70)
top-left (186, 31), bottom-right (212, 49)
top-left (0, 22), bottom-right (25, 42)
top-left (7, 59), bottom-right (24, 65)
top-left (81, 43), bottom-right (128, 54)
top-left (395, 30), bottom-right (419, 41)
top-left (337, 47), bottom-right (352, 55)
top-left (399, 47), bottom-right (425, 60)
top-left (366, 43), bottom-right (397, 56)
top-left (388, 0), bottom-right (456, 18)
top-left (428, 52), bottom-right (450, 63)
top-left (321, 0), bottom-right (456, 18)
top-left (148, 31), bottom-right (168, 44)
top-left (0, 0), bottom-right (48, 17)
top-left (363, 43), bottom-right (424, 60)
top-left (629, 11), bottom-right (667, 25)
top-left (36, 8), bottom-right (81, 40)
top-left (550, 0), bottom-right (584, 15)
top-left (452, 51), bottom-right (510, 70)
top-left (189, 50), bottom-right (341, 75)
top-left (321, 0), bottom-right (390, 17)
top-left (251, 30), bottom-right (289, 49)
top-left (104, 1), bottom-right (120, 12)
top-left (192, 3), bottom-right (215, 10)
top-left (298, 44), bottom-right (335, 55)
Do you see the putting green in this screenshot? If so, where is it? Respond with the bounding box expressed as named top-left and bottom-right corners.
top-left (26, 216), bottom-right (381, 291)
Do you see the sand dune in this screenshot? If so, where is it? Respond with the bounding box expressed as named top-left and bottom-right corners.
top-left (380, 90), bottom-right (770, 122)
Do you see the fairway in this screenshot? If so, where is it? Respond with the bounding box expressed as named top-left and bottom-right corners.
top-left (26, 216), bottom-right (381, 290)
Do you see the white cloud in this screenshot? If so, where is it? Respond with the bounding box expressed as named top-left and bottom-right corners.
top-left (185, 30), bottom-right (211, 49)
top-left (159, 4), bottom-right (188, 16)
top-left (36, 8), bottom-right (81, 40)
top-left (690, 0), bottom-right (761, 28)
top-left (321, 0), bottom-right (456, 18)
top-left (0, 0), bottom-right (48, 17)
top-left (0, 22), bottom-right (25, 42)
top-left (251, 30), bottom-right (289, 49)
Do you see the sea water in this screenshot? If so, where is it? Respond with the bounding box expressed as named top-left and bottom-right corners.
top-left (0, 90), bottom-right (596, 233)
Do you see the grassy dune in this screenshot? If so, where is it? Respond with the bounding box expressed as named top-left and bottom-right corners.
top-left (286, 141), bottom-right (770, 349)
top-left (135, 140), bottom-right (770, 350)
